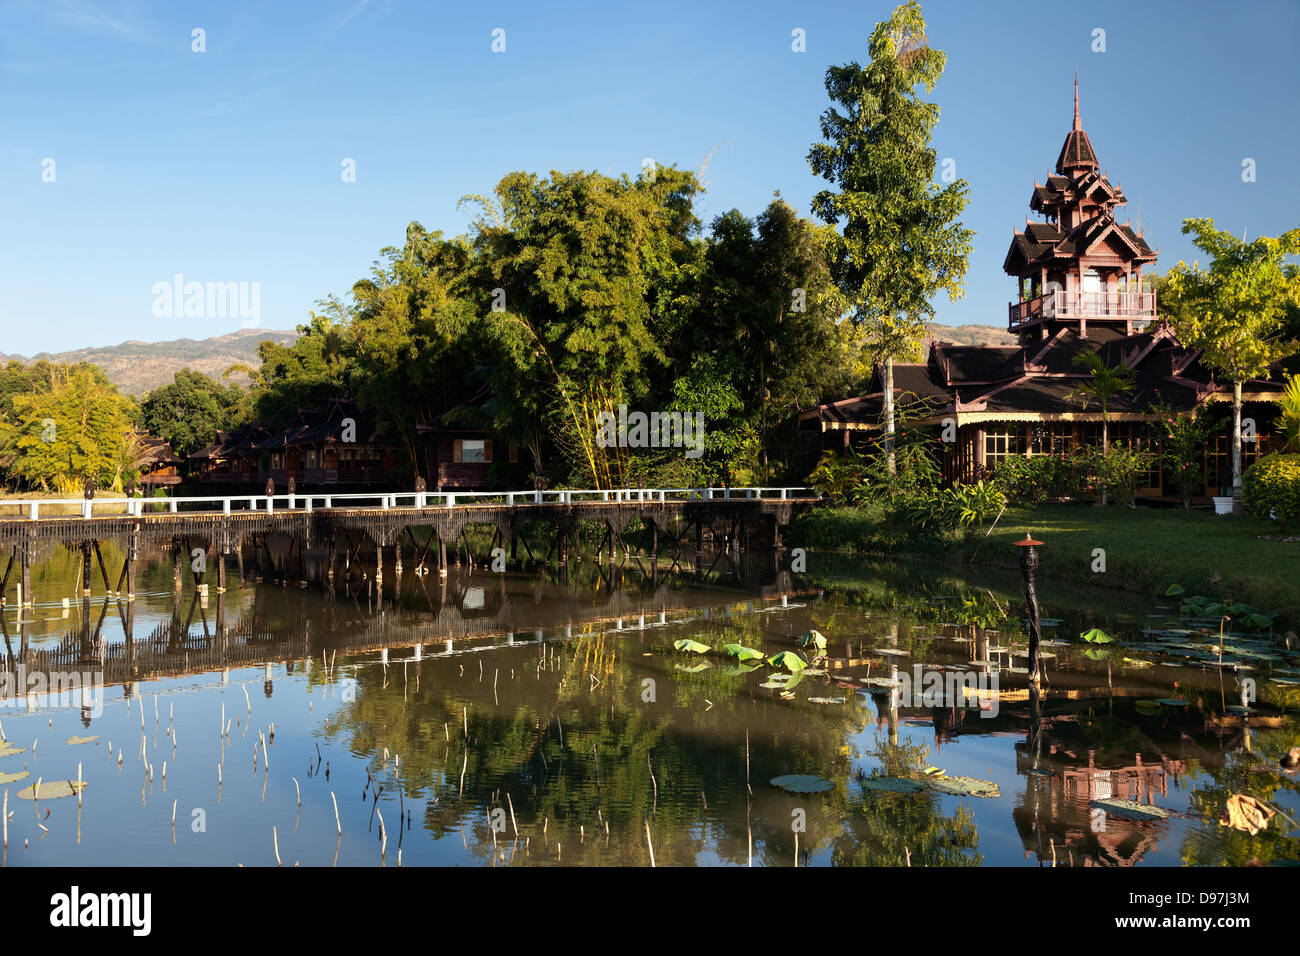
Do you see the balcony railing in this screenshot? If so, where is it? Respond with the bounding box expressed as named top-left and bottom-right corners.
top-left (1009, 290), bottom-right (1157, 328)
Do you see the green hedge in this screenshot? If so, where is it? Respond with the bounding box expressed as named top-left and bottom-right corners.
top-left (1243, 453), bottom-right (1300, 532)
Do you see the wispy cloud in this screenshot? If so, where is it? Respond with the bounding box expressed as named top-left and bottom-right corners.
top-left (332, 0), bottom-right (371, 33)
top-left (45, 0), bottom-right (149, 42)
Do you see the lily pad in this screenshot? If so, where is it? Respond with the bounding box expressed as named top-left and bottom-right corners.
top-left (0, 770), bottom-right (30, 785)
top-left (673, 639), bottom-right (711, 655)
top-left (1080, 628), bottom-right (1112, 644)
top-left (674, 662), bottom-right (712, 673)
top-left (722, 643), bottom-right (764, 661)
top-left (65, 735), bottom-right (99, 746)
top-left (17, 779), bottom-right (87, 800)
top-left (796, 629), bottom-right (828, 651)
top-left (768, 651), bottom-right (808, 672)
top-left (770, 774), bottom-right (834, 793)
top-left (1133, 700), bottom-right (1163, 715)
top-left (858, 775), bottom-right (925, 794)
top-left (807, 697), bottom-right (846, 705)
top-left (0, 741), bottom-right (26, 758)
top-left (928, 775), bottom-right (1000, 798)
top-left (1157, 698), bottom-right (1190, 707)
top-left (1090, 797), bottom-right (1170, 821)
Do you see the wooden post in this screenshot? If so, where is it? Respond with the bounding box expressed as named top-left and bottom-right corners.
top-left (1016, 535), bottom-right (1044, 682)
top-left (173, 540), bottom-right (183, 590)
top-left (126, 522), bottom-right (139, 602)
top-left (19, 540), bottom-right (32, 608)
top-left (81, 541), bottom-right (92, 596)
top-left (438, 534), bottom-right (447, 577)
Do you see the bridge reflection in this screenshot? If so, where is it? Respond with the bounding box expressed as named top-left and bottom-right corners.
top-left (0, 547), bottom-right (812, 698)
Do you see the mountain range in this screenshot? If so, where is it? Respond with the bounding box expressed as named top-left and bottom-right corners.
top-left (0, 323), bottom-right (1016, 396)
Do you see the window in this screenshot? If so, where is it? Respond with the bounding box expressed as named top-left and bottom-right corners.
top-left (983, 429), bottom-right (1022, 467)
top-left (1028, 423), bottom-right (1072, 456)
top-left (454, 439), bottom-right (492, 464)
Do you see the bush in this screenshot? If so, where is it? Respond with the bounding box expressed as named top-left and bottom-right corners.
top-left (901, 479), bottom-right (1005, 534)
top-left (993, 455), bottom-right (1078, 502)
top-left (1243, 453), bottom-right (1300, 532)
top-left (1080, 446), bottom-right (1153, 507)
top-left (993, 448), bottom-right (1153, 506)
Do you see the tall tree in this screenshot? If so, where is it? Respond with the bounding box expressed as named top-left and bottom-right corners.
top-left (808, 0), bottom-right (972, 474)
top-left (1162, 219), bottom-right (1300, 511)
top-left (471, 167), bottom-right (702, 487)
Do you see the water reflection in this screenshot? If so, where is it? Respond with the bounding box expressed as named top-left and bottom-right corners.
top-left (0, 548), bottom-right (1296, 867)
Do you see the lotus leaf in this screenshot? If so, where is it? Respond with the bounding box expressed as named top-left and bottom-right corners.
top-left (928, 776), bottom-right (1000, 798)
top-left (1090, 797), bottom-right (1170, 821)
top-left (769, 774), bottom-right (834, 793)
top-left (18, 779), bottom-right (86, 800)
top-left (673, 639), bottom-right (711, 654)
top-left (767, 651), bottom-right (807, 672)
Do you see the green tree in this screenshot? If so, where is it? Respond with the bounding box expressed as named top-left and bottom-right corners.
top-left (808, 0), bottom-right (973, 474)
top-left (140, 368), bottom-right (245, 456)
top-left (0, 364), bottom-right (136, 491)
top-left (470, 167), bottom-right (703, 487)
top-left (1162, 219), bottom-right (1300, 512)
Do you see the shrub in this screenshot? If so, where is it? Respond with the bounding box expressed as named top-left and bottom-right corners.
top-left (993, 455), bottom-right (1078, 502)
top-left (1243, 453), bottom-right (1300, 532)
top-left (901, 479), bottom-right (1005, 534)
top-left (1080, 446), bottom-right (1154, 507)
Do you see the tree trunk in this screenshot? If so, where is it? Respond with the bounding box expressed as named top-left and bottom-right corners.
top-left (1100, 413), bottom-right (1109, 506)
top-left (884, 359), bottom-right (896, 476)
top-left (1232, 381), bottom-right (1244, 516)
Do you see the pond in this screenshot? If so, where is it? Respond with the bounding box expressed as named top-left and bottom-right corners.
top-left (2, 545), bottom-right (1297, 867)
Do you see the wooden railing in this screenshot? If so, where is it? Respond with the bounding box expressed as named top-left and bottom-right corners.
top-left (1009, 290), bottom-right (1157, 327)
top-left (0, 487), bottom-right (817, 521)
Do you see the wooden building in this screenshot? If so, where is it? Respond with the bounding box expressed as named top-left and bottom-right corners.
top-left (799, 80), bottom-right (1286, 500)
top-left (194, 400), bottom-right (402, 492)
top-left (415, 387), bottom-right (522, 490)
top-left (132, 430), bottom-right (184, 489)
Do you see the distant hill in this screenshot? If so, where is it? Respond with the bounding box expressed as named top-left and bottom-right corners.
top-left (924, 323), bottom-right (1018, 350)
top-left (0, 329), bottom-right (300, 396)
top-left (0, 322), bottom-right (1015, 397)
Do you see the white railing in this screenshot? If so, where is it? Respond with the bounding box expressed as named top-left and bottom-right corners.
top-left (1009, 290), bottom-right (1157, 326)
top-left (0, 487), bottom-right (816, 521)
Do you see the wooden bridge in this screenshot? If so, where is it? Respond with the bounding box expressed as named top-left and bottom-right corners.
top-left (0, 486), bottom-right (817, 608)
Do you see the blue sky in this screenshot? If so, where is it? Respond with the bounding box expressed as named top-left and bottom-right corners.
top-left (1, 0), bottom-right (1297, 356)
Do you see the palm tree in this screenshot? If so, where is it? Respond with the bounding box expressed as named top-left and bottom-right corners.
top-left (1278, 373), bottom-right (1300, 452)
top-left (1069, 351), bottom-right (1135, 504)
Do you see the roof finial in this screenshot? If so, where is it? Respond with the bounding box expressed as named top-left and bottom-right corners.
top-left (1073, 71), bottom-right (1081, 131)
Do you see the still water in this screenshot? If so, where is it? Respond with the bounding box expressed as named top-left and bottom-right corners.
top-left (2, 544), bottom-right (1298, 867)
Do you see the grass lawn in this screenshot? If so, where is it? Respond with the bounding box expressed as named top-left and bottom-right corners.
top-left (791, 502), bottom-right (1300, 626)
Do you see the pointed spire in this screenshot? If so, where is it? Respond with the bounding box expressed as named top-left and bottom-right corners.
top-left (1073, 71), bottom-right (1081, 130)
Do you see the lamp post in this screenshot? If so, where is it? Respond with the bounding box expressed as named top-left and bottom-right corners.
top-left (1015, 535), bottom-right (1044, 682)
